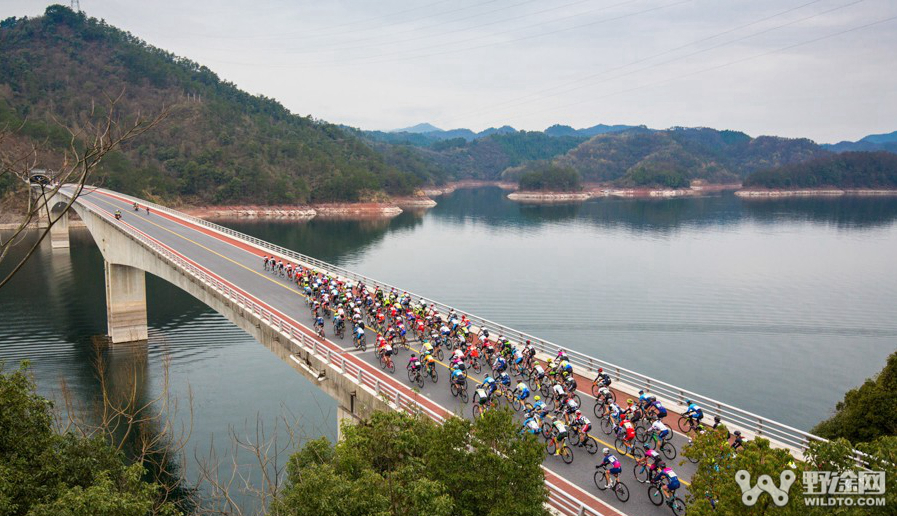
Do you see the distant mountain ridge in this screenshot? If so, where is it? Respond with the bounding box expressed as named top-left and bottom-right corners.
top-left (823, 130), bottom-right (897, 153)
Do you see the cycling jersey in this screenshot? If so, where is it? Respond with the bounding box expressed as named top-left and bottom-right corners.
top-left (656, 468), bottom-right (680, 490)
top-left (602, 454), bottom-right (622, 473)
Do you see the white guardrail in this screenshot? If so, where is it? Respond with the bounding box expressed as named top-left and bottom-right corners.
top-left (69, 189), bottom-right (609, 516)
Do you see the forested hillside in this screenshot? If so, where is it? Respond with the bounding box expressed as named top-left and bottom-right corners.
top-left (505, 127), bottom-right (829, 188)
top-left (743, 151), bottom-right (897, 189)
top-left (0, 6), bottom-right (437, 204)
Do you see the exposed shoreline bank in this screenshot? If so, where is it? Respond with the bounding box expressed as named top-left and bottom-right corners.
top-left (735, 188), bottom-right (897, 198)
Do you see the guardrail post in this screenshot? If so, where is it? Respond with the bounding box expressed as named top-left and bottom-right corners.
top-left (341, 357), bottom-right (346, 374)
top-left (646, 378), bottom-right (651, 393)
top-left (757, 418), bottom-right (764, 437)
top-left (375, 380), bottom-right (381, 396)
top-left (327, 349), bottom-right (332, 364)
top-left (357, 369), bottom-right (363, 384)
top-left (577, 505), bottom-right (586, 516)
top-left (395, 391), bottom-right (401, 408)
top-left (615, 366), bottom-right (621, 382)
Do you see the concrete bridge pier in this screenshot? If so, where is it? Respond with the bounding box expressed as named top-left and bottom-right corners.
top-left (104, 262), bottom-right (148, 343)
top-left (49, 209), bottom-right (70, 249)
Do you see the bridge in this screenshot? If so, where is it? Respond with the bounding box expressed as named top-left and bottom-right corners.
top-left (42, 184), bottom-right (839, 516)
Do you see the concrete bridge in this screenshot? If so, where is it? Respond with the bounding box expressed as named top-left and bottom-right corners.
top-left (42, 185), bottom-right (841, 516)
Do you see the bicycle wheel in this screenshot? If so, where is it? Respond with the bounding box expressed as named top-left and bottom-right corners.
top-left (568, 430), bottom-right (582, 446)
top-left (677, 416), bottom-right (692, 433)
top-left (360, 339), bottom-right (367, 352)
top-left (614, 437), bottom-right (627, 455)
top-left (560, 446), bottom-right (573, 464)
top-left (436, 348), bottom-right (444, 361)
top-left (512, 398), bottom-right (522, 412)
top-left (451, 383), bottom-right (460, 398)
top-left (660, 441), bottom-right (677, 460)
top-left (572, 393), bottom-right (582, 406)
top-left (379, 355), bottom-right (387, 370)
top-left (670, 497), bottom-right (686, 516)
top-left (546, 441), bottom-right (557, 455)
top-left (600, 418), bottom-right (613, 435)
top-left (593, 402), bottom-right (604, 419)
top-left (473, 404), bottom-right (483, 418)
top-left (648, 485), bottom-right (664, 506)
top-left (594, 470), bottom-right (609, 491)
top-left (430, 368), bottom-right (438, 383)
top-left (407, 368), bottom-right (416, 382)
top-left (387, 360), bottom-right (395, 374)
top-left (584, 436), bottom-right (599, 455)
top-left (614, 481), bottom-right (630, 502)
top-left (459, 386), bottom-right (469, 403)
top-left (635, 426), bottom-right (648, 443)
top-left (541, 422), bottom-right (552, 439)
top-left (633, 464), bottom-right (650, 483)
top-left (472, 360), bottom-right (482, 373)
top-left (591, 383), bottom-right (601, 397)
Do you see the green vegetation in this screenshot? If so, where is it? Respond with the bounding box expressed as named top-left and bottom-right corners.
top-left (517, 162), bottom-right (581, 191)
top-left (684, 427), bottom-right (895, 516)
top-left (272, 409), bottom-right (549, 516)
top-left (0, 6), bottom-right (437, 205)
top-left (623, 167), bottom-right (690, 188)
top-left (0, 362), bottom-right (178, 516)
top-left (812, 351), bottom-right (897, 443)
top-left (743, 152), bottom-right (897, 190)
top-left (685, 353), bottom-right (897, 515)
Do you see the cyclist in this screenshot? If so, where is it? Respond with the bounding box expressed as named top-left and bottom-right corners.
top-left (638, 389), bottom-right (652, 408)
top-left (594, 368), bottom-right (612, 387)
top-left (450, 365), bottom-right (466, 388)
top-left (617, 416), bottom-right (636, 445)
top-left (492, 354), bottom-right (507, 374)
top-left (652, 462), bottom-right (681, 499)
top-left (650, 419), bottom-right (671, 441)
top-left (649, 397), bottom-right (668, 420)
top-left (684, 399), bottom-right (704, 425)
top-left (497, 371), bottom-right (512, 391)
top-left (597, 448), bottom-right (623, 487)
top-left (513, 380), bottom-right (530, 403)
top-left (572, 410), bottom-right (591, 446)
top-left (643, 443), bottom-right (663, 471)
top-left (522, 413), bottom-right (541, 435)
top-left (353, 324), bottom-right (365, 343)
top-left (407, 353), bottom-right (421, 373)
top-left (732, 430), bottom-right (745, 451)
top-left (532, 395), bottom-right (549, 418)
top-left (550, 419), bottom-right (569, 456)
top-left (263, 256), bottom-right (270, 271)
top-left (480, 374), bottom-right (498, 399)
top-left (532, 361), bottom-right (546, 383)
top-left (423, 353), bottom-right (437, 377)
top-left (313, 315), bottom-right (325, 334)
top-left (563, 374), bottom-right (578, 393)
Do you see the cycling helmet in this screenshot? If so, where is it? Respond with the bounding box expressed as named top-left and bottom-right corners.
top-left (534, 396), bottom-right (541, 401)
top-left (411, 353), bottom-right (417, 358)
top-left (734, 430), bottom-right (742, 436)
top-left (598, 368), bottom-right (604, 373)
top-left (602, 447), bottom-right (610, 454)
top-left (714, 416), bottom-right (721, 423)
top-left (627, 399), bottom-right (634, 405)
top-left (643, 443), bottom-right (651, 449)
top-left (576, 410), bottom-right (582, 416)
top-left (638, 390), bottom-right (644, 395)
top-left (657, 461), bottom-right (666, 469)
top-left (685, 399), bottom-right (692, 404)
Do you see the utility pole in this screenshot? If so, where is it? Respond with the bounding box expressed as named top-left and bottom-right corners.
top-left (71, 0), bottom-right (81, 12)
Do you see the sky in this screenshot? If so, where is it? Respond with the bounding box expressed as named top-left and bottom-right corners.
top-left (3, 0), bottom-right (897, 143)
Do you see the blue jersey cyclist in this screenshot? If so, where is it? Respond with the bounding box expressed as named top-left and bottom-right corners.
top-left (513, 380), bottom-right (530, 401)
top-left (653, 462), bottom-right (681, 497)
top-left (492, 355), bottom-right (507, 373)
top-left (480, 375), bottom-right (497, 397)
top-left (684, 399), bottom-right (704, 423)
top-left (532, 395), bottom-right (549, 418)
top-left (451, 366), bottom-right (466, 386)
top-left (498, 371), bottom-right (511, 388)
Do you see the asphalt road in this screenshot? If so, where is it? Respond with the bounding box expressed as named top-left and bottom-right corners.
top-left (72, 187), bottom-right (699, 516)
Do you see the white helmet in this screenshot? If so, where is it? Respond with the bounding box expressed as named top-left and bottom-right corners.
top-left (602, 447), bottom-right (610, 454)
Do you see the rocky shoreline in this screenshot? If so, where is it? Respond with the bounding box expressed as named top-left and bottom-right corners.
top-left (506, 191), bottom-right (591, 203)
top-left (421, 180), bottom-right (517, 197)
top-left (735, 188), bottom-right (897, 198)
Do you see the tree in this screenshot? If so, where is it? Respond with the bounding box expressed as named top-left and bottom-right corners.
top-left (272, 409), bottom-right (549, 516)
top-left (0, 362), bottom-right (179, 515)
top-left (812, 351), bottom-right (897, 444)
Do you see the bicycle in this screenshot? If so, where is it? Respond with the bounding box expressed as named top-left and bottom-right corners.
top-left (633, 457), bottom-right (655, 484)
top-left (407, 365), bottom-right (425, 388)
top-left (614, 434), bottom-right (645, 459)
top-left (678, 414), bottom-right (701, 433)
top-left (353, 333), bottom-right (367, 352)
top-left (472, 390), bottom-right (498, 418)
top-left (378, 351), bottom-right (395, 374)
top-left (333, 319), bottom-right (345, 340)
top-left (594, 464), bottom-right (630, 502)
top-left (568, 427), bottom-right (599, 455)
top-left (545, 434), bottom-right (574, 464)
top-left (314, 323), bottom-right (325, 339)
top-left (648, 478), bottom-right (686, 516)
top-left (450, 378), bottom-right (469, 403)
top-left (641, 430), bottom-right (677, 460)
top-left (424, 362), bottom-right (439, 383)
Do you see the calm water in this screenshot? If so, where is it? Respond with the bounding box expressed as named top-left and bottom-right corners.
top-left (2, 187), bottom-right (896, 488)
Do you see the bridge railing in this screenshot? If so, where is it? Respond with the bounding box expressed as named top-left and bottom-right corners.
top-left (88, 187), bottom-right (860, 464)
top-left (71, 191), bottom-right (609, 515)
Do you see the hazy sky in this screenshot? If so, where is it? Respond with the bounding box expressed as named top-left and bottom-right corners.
top-left (4, 0), bottom-right (897, 142)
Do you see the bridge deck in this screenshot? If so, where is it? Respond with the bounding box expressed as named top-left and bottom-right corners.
top-left (71, 187), bottom-right (704, 516)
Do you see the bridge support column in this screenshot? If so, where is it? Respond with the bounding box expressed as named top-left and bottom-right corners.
top-left (104, 262), bottom-right (148, 343)
top-left (49, 209), bottom-right (70, 249)
top-left (337, 405), bottom-right (359, 442)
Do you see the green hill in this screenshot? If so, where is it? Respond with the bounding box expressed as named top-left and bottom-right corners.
top-left (505, 127), bottom-right (828, 188)
top-left (743, 151), bottom-right (897, 189)
top-left (0, 5), bottom-right (436, 205)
